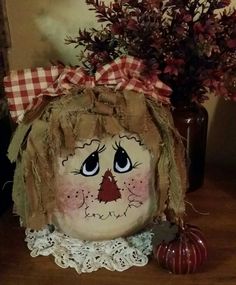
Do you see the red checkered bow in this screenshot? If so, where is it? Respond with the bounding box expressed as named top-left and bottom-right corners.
top-left (4, 56), bottom-right (172, 122)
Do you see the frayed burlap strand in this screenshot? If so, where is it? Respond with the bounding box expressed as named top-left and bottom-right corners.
top-left (7, 123), bottom-right (32, 163)
top-left (146, 99), bottom-right (186, 222)
top-left (8, 87), bottom-right (187, 229)
top-left (12, 161), bottom-right (27, 224)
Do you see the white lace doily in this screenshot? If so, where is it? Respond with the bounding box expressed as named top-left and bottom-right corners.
top-left (25, 226), bottom-right (153, 274)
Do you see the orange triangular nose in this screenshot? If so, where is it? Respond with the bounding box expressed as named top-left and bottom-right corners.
top-left (97, 169), bottom-right (121, 203)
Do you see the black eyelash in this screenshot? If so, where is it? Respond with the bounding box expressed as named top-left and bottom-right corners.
top-left (97, 144), bottom-right (106, 153)
top-left (133, 161), bottom-right (142, 169)
top-left (112, 140), bottom-right (121, 151)
top-left (71, 169), bottom-right (81, 175)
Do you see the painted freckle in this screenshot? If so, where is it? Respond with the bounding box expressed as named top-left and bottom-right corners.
top-left (67, 195), bottom-right (70, 199)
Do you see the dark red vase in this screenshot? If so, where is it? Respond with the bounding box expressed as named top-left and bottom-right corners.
top-left (172, 102), bottom-right (208, 191)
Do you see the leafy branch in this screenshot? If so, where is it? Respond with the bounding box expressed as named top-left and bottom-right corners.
top-left (66, 0), bottom-right (236, 104)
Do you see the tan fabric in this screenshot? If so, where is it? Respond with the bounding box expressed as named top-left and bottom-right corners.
top-left (8, 87), bottom-right (187, 232)
top-left (7, 123), bottom-right (32, 163)
top-left (124, 90), bottom-right (147, 133)
top-left (146, 100), bottom-right (186, 221)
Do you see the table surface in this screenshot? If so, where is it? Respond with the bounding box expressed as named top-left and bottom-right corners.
top-left (0, 166), bottom-right (236, 285)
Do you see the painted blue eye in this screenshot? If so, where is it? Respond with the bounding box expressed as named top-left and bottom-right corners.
top-left (80, 151), bottom-right (99, 176)
top-left (114, 147), bottom-right (132, 173)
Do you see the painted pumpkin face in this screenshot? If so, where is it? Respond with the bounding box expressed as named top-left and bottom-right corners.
top-left (53, 133), bottom-right (156, 240)
top-left (10, 87), bottom-right (186, 242)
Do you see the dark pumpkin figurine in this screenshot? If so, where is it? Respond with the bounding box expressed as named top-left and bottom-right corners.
top-left (152, 221), bottom-right (208, 274)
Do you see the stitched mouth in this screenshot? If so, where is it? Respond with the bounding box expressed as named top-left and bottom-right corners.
top-left (84, 197), bottom-right (143, 220)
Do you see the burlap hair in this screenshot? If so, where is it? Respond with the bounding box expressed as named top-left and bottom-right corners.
top-left (8, 87), bottom-right (187, 229)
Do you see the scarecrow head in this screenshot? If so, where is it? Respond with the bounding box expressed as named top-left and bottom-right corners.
top-left (6, 57), bottom-right (186, 241)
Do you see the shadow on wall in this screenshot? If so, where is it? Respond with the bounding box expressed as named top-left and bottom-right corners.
top-left (207, 97), bottom-right (236, 168)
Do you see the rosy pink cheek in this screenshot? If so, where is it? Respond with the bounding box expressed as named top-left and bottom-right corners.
top-left (56, 181), bottom-right (86, 213)
top-left (122, 172), bottom-right (151, 201)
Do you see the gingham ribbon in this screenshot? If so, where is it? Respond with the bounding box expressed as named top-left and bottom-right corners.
top-left (4, 56), bottom-right (171, 122)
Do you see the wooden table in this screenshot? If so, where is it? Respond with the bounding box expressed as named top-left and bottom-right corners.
top-left (0, 166), bottom-right (236, 285)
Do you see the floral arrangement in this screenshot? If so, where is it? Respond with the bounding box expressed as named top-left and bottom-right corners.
top-left (66, 0), bottom-right (236, 105)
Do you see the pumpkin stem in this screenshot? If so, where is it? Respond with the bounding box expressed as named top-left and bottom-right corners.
top-left (178, 218), bottom-right (185, 231)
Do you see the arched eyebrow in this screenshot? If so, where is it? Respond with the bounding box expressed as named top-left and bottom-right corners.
top-left (61, 139), bottom-right (102, 167)
top-left (118, 134), bottom-right (144, 146)
top-left (75, 139), bottom-right (101, 150)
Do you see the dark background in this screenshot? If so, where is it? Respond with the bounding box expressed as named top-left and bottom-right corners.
top-left (0, 0), bottom-right (14, 214)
